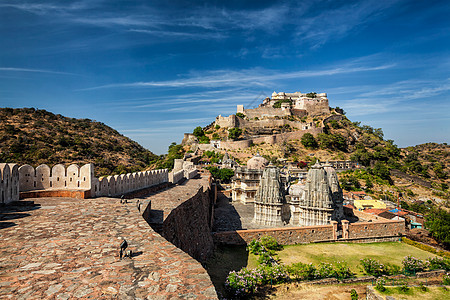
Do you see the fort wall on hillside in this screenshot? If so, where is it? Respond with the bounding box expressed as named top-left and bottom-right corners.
top-left (220, 127), bottom-right (323, 150)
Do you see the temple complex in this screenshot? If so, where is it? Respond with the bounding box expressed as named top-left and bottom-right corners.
top-left (249, 160), bottom-right (344, 227)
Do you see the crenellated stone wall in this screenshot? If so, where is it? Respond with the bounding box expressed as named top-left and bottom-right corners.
top-left (15, 163), bottom-right (169, 199)
top-left (0, 163), bottom-right (20, 204)
top-left (93, 169), bottom-right (168, 197)
top-left (19, 163), bottom-right (93, 192)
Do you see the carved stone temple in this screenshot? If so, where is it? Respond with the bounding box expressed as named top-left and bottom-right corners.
top-left (253, 161), bottom-right (344, 227)
top-left (253, 164), bottom-right (286, 227)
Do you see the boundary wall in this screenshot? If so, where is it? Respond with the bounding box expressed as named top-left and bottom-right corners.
top-left (213, 210), bottom-right (405, 245)
top-left (0, 163), bottom-right (20, 204)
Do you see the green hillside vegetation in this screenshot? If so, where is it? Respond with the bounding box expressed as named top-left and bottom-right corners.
top-left (0, 107), bottom-right (159, 176)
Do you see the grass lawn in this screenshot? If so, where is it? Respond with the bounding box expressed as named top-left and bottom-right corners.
top-left (205, 241), bottom-right (440, 295)
top-left (278, 242), bottom-right (438, 276)
top-left (375, 286), bottom-right (449, 300)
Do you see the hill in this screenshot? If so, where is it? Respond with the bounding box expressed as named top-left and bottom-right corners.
top-left (0, 107), bottom-right (159, 176)
top-left (189, 104), bottom-right (449, 204)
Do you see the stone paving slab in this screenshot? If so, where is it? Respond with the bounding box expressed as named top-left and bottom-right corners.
top-left (0, 182), bottom-right (217, 299)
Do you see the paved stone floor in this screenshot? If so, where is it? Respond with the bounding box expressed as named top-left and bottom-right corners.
top-left (0, 181), bottom-right (217, 299)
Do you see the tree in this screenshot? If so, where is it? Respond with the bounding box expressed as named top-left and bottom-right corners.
top-left (371, 162), bottom-right (392, 184)
top-left (426, 208), bottom-right (450, 248)
top-left (193, 126), bottom-right (204, 138)
top-left (228, 128), bottom-right (242, 140)
top-left (206, 167), bottom-right (235, 183)
top-left (301, 133), bottom-right (318, 149)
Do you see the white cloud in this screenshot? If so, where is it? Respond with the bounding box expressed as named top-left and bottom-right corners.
top-left (0, 67), bottom-right (77, 76)
top-left (80, 63), bottom-right (394, 91)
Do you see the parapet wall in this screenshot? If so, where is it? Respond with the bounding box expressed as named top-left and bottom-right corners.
top-left (16, 163), bottom-right (169, 199)
top-left (19, 163), bottom-right (93, 192)
top-left (93, 169), bottom-right (168, 197)
top-left (169, 169), bottom-right (185, 184)
top-left (0, 163), bottom-right (20, 204)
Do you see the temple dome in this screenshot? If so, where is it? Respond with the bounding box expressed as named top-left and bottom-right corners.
top-left (247, 152), bottom-right (268, 170)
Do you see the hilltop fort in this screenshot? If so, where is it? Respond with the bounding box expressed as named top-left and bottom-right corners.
top-left (183, 91), bottom-right (343, 151)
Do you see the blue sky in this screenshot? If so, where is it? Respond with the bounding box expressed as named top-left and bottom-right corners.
top-left (0, 0), bottom-right (449, 154)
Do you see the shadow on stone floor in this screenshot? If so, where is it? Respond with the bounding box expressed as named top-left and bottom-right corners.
top-left (0, 202), bottom-right (41, 230)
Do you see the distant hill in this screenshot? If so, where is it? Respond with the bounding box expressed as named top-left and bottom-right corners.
top-left (0, 108), bottom-right (159, 176)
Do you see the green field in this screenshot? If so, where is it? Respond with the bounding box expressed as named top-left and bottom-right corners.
top-left (278, 242), bottom-right (438, 276)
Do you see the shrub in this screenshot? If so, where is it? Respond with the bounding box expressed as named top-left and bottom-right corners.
top-left (360, 258), bottom-right (382, 276)
top-left (443, 274), bottom-right (450, 285)
top-left (215, 124), bottom-right (220, 130)
top-left (225, 265), bottom-right (290, 297)
top-left (360, 258), bottom-right (399, 277)
top-left (334, 262), bottom-right (354, 279)
top-left (402, 256), bottom-right (426, 274)
top-left (375, 277), bottom-right (386, 292)
top-left (402, 237), bottom-right (450, 258)
top-left (247, 240), bottom-right (262, 255)
top-left (315, 262), bottom-right (334, 279)
top-left (258, 264), bottom-right (290, 284)
top-left (427, 257), bottom-right (450, 271)
top-left (301, 133), bottom-right (318, 149)
top-left (228, 128), bottom-right (242, 140)
top-left (350, 288), bottom-right (358, 300)
top-left (257, 251), bottom-right (274, 266)
top-left (398, 283), bottom-right (409, 293)
top-left (225, 268), bottom-right (262, 298)
top-left (236, 113), bottom-right (245, 118)
top-left (286, 262), bottom-right (316, 281)
top-left (260, 236), bottom-right (283, 252)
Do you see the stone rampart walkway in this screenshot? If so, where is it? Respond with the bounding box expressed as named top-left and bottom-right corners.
top-left (0, 179), bottom-right (217, 299)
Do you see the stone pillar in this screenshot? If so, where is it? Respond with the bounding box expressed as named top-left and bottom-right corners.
top-left (342, 220), bottom-right (349, 239)
top-left (331, 221), bottom-right (338, 240)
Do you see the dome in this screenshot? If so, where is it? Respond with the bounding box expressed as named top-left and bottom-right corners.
top-left (247, 152), bottom-right (268, 170)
